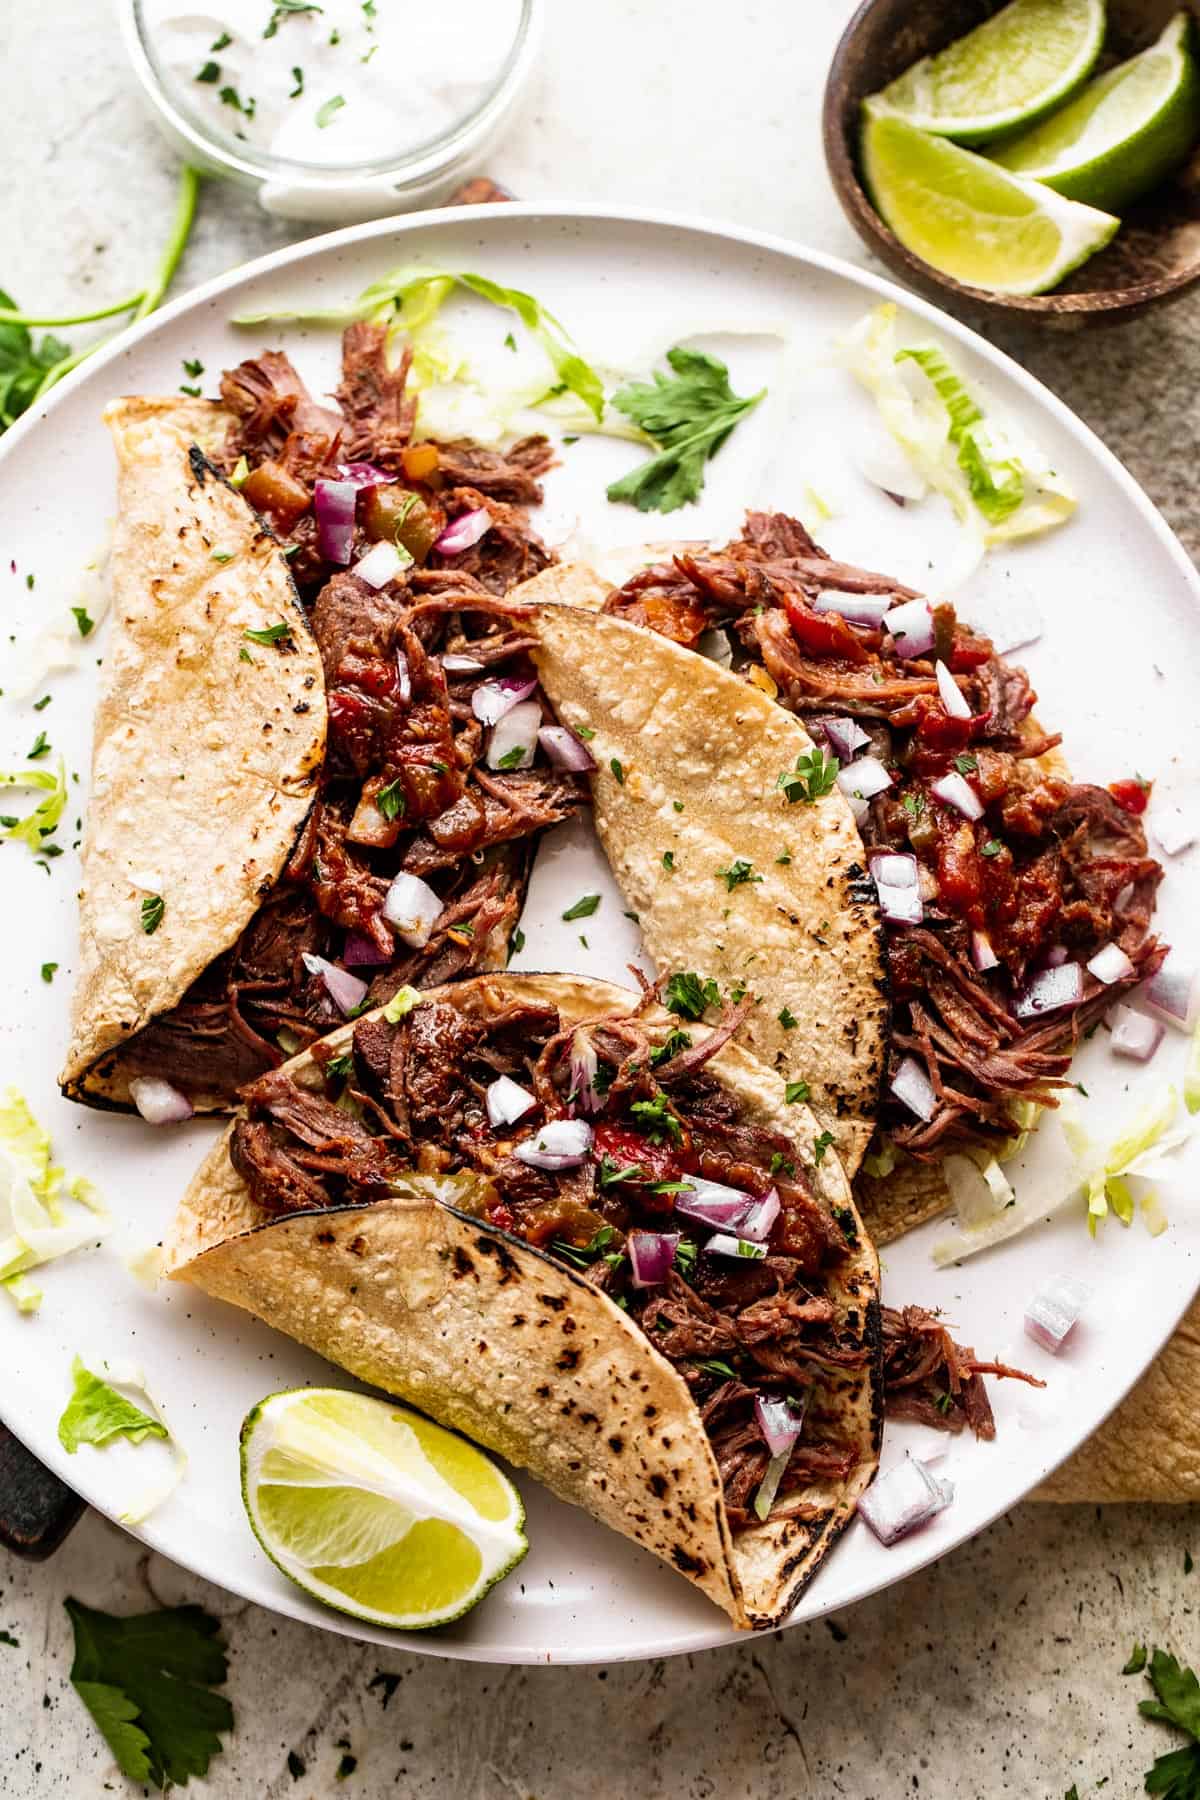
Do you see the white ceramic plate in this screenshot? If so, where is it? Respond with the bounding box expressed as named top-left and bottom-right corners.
top-left (1, 205), bottom-right (1197, 1666)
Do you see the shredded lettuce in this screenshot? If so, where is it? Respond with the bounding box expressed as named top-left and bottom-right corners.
top-left (0, 757), bottom-right (67, 855)
top-left (837, 304), bottom-right (1075, 549)
top-left (58, 1357), bottom-right (169, 1453)
top-left (1186, 1008), bottom-right (1200, 1114)
top-left (2, 1273), bottom-right (42, 1312)
top-left (0, 1090), bottom-right (110, 1306)
top-left (56, 1356), bottom-right (184, 1523)
top-left (382, 985), bottom-right (421, 1024)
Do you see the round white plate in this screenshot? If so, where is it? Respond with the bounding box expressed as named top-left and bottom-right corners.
top-left (0, 204), bottom-right (1196, 1665)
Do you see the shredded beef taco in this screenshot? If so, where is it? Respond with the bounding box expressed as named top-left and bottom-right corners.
top-left (62, 330), bottom-right (589, 1115)
top-left (165, 973), bottom-right (882, 1629)
top-left (590, 510), bottom-right (1165, 1239)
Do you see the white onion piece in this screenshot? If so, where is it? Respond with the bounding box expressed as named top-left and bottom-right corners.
top-left (472, 677), bottom-right (538, 727)
top-left (1149, 806), bottom-right (1197, 857)
top-left (837, 756), bottom-right (892, 803)
top-left (813, 590), bottom-right (892, 628)
top-left (352, 540), bottom-right (407, 589)
top-left (569, 1029), bottom-right (603, 1115)
top-left (739, 1187), bottom-right (781, 1243)
top-left (538, 725), bottom-right (596, 772)
top-left (935, 659), bottom-right (972, 721)
top-left (869, 851), bottom-right (918, 889)
top-left (486, 1075), bottom-right (536, 1128)
top-left (697, 627), bottom-right (733, 668)
top-left (393, 650), bottom-right (411, 704)
top-left (1086, 942), bottom-right (1135, 986)
top-left (435, 507), bottom-right (491, 554)
top-left (675, 1179), bottom-right (755, 1231)
top-left (1014, 962), bottom-right (1083, 1020)
top-left (755, 1393), bottom-right (805, 1457)
top-left (129, 1077), bottom-right (193, 1126)
top-left (1143, 956), bottom-right (1197, 1031)
top-left (1024, 1274), bottom-right (1089, 1354)
top-left (628, 1230), bottom-right (679, 1288)
top-left (513, 1119), bottom-right (593, 1170)
top-left (1110, 1004), bottom-right (1164, 1062)
top-left (883, 599), bottom-right (934, 660)
top-left (382, 872), bottom-right (443, 948)
top-left (704, 1233), bottom-right (768, 1261)
top-left (441, 653), bottom-right (486, 674)
top-left (890, 1056), bottom-right (936, 1122)
top-left (300, 953), bottom-right (368, 1017)
top-left (487, 701), bottom-right (541, 771)
top-left (858, 1458), bottom-right (954, 1546)
top-left (931, 771), bottom-right (983, 821)
top-left (971, 930), bottom-right (999, 972)
top-left (812, 715), bottom-right (871, 762)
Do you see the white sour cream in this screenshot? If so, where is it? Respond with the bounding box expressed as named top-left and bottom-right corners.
top-left (139, 0), bottom-right (524, 168)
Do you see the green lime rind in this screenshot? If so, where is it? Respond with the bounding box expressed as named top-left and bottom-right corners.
top-left (873, 0), bottom-right (1106, 144)
top-left (861, 109), bottom-right (1120, 295)
top-left (990, 12), bottom-right (1200, 214)
top-left (240, 1389), bottom-right (528, 1631)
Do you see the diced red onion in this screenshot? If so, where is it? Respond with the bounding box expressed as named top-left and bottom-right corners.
top-left (395, 650), bottom-right (411, 704)
top-left (628, 1229), bottom-right (679, 1289)
top-left (314, 478), bottom-right (357, 566)
top-left (487, 701), bottom-right (541, 771)
top-left (883, 598), bottom-right (935, 660)
top-left (931, 770), bottom-right (983, 821)
top-left (739, 1187), bottom-right (781, 1243)
top-left (441, 653), bottom-right (486, 675)
top-left (343, 929), bottom-right (393, 968)
top-left (812, 715), bottom-right (871, 762)
top-left (890, 1055), bottom-right (936, 1122)
top-left (813, 590), bottom-right (892, 628)
top-left (869, 851), bottom-right (923, 926)
top-left (486, 1075), bottom-right (536, 1128)
top-left (1110, 1004), bottom-right (1164, 1061)
top-left (1045, 946), bottom-right (1069, 968)
top-left (755, 1393), bottom-right (806, 1457)
top-left (869, 850), bottom-right (918, 888)
top-left (1143, 956), bottom-right (1197, 1031)
top-left (435, 507), bottom-right (491, 555)
top-left (338, 460), bottom-right (390, 489)
top-left (1015, 961), bottom-right (1084, 1020)
top-left (675, 1178), bottom-right (756, 1232)
top-left (382, 871), bottom-right (443, 948)
top-left (971, 930), bottom-right (999, 973)
top-left (935, 660), bottom-right (972, 722)
top-left (472, 676), bottom-right (539, 727)
top-left (129, 1076), bottom-right (193, 1125)
top-left (857, 1458), bottom-right (953, 1546)
top-left (837, 755), bottom-right (892, 803)
top-left (301, 952), bottom-right (368, 1017)
top-left (1024, 1274), bottom-right (1089, 1354)
top-left (513, 1118), bottom-right (593, 1170)
top-left (704, 1233), bottom-right (768, 1261)
top-left (1086, 942), bottom-right (1135, 986)
top-left (569, 1030), bottom-right (604, 1116)
top-left (538, 724), bottom-right (597, 772)
top-left (352, 540), bottom-right (407, 590)
top-left (1149, 806), bottom-right (1197, 857)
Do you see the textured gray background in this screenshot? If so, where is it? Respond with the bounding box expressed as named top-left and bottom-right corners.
top-left (1, 2), bottom-right (1197, 1795)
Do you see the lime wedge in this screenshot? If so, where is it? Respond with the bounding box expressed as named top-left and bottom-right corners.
top-left (861, 110), bottom-right (1119, 295)
top-left (241, 1389), bottom-right (527, 1630)
top-left (873, 0), bottom-right (1105, 142)
top-left (991, 13), bottom-right (1200, 214)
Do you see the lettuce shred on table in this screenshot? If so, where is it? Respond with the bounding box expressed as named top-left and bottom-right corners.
top-left (0, 1088), bottom-right (110, 1309)
top-left (932, 1085), bottom-right (1190, 1265)
top-left (837, 303), bottom-right (1076, 548)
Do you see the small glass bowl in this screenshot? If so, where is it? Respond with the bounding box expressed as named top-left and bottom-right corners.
top-left (119, 0), bottom-right (542, 223)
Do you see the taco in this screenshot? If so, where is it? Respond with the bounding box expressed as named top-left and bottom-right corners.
top-left (594, 511), bottom-right (1166, 1239)
top-left (61, 329), bottom-right (588, 1115)
top-left (165, 972), bottom-right (882, 1629)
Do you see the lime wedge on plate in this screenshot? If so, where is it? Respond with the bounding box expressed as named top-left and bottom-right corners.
top-left (873, 0), bottom-right (1105, 142)
top-left (241, 1389), bottom-right (527, 1630)
top-left (861, 110), bottom-right (1119, 295)
top-left (991, 12), bottom-right (1200, 214)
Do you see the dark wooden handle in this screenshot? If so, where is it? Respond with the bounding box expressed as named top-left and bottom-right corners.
top-left (0, 1422), bottom-right (85, 1560)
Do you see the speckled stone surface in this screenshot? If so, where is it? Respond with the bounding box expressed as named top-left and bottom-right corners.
top-left (1, 2), bottom-right (1198, 1794)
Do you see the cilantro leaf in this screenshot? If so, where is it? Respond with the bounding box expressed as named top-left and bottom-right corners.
top-left (664, 971), bottom-right (720, 1021)
top-left (58, 1358), bottom-right (168, 1453)
top-left (812, 1129), bottom-right (835, 1165)
top-left (1126, 1644), bottom-right (1149, 1675)
top-left (1139, 1649), bottom-right (1200, 1800)
top-left (140, 894), bottom-right (164, 935)
top-left (0, 289), bottom-right (74, 431)
top-left (561, 893), bottom-right (601, 922)
top-left (778, 747), bottom-right (839, 805)
top-left (243, 621), bottom-right (292, 647)
top-left (315, 94), bottom-right (345, 128)
top-left (650, 1027), bottom-right (692, 1067)
top-left (785, 1079), bottom-right (810, 1105)
top-left (65, 1598), bottom-right (233, 1789)
top-left (606, 348), bottom-right (764, 514)
top-left (71, 606), bottom-right (94, 638)
top-left (716, 858), bottom-right (761, 893)
top-left (629, 1091), bottom-right (683, 1146)
top-left (376, 778), bottom-right (405, 823)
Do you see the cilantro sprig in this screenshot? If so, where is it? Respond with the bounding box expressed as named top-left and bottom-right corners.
top-left (605, 348), bottom-right (764, 514)
top-left (1138, 1647), bottom-right (1200, 1798)
top-left (778, 747), bottom-right (839, 805)
top-left (664, 971), bottom-right (720, 1021)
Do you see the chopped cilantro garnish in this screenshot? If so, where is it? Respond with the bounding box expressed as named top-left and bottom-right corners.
top-left (694, 1358), bottom-right (737, 1379)
top-left (675, 1238), bottom-right (698, 1276)
top-left (778, 746), bottom-right (839, 805)
top-left (934, 1391), bottom-right (954, 1415)
top-left (195, 60), bottom-right (220, 83)
top-left (954, 753), bottom-right (978, 775)
top-left (597, 1156), bottom-right (645, 1189)
top-left (552, 1225), bottom-right (616, 1266)
top-left (508, 926), bottom-right (525, 961)
top-left (717, 858), bottom-right (761, 893)
top-left (902, 791), bottom-right (925, 820)
top-left (325, 1053), bottom-right (353, 1079)
top-left (812, 1129), bottom-right (834, 1165)
top-left (238, 647), bottom-right (253, 664)
top-left (27, 732), bottom-right (50, 760)
top-left (503, 331), bottom-right (517, 351)
top-left (71, 606), bottom-right (94, 638)
top-left (316, 94), bottom-right (346, 128)
top-left (981, 839), bottom-right (1004, 858)
top-left (778, 1006), bottom-right (797, 1030)
top-left (264, 0), bottom-right (322, 36)
top-left (243, 621), bottom-right (292, 647)
top-left (140, 894), bottom-right (164, 935)
top-left (629, 1091), bottom-right (683, 1146)
top-left (210, 550), bottom-right (232, 563)
top-left (776, 848), bottom-right (792, 865)
top-left (672, 799), bottom-right (684, 812)
top-left (664, 971), bottom-right (720, 1020)
top-left (650, 1028), bottom-right (692, 1067)
top-left (574, 724), bottom-right (596, 740)
top-left (769, 1151), bottom-right (795, 1177)
top-left (609, 757), bottom-right (625, 786)
top-left (40, 962), bottom-right (57, 983)
top-left (289, 66), bottom-right (304, 97)
top-left (182, 357), bottom-right (204, 378)
top-left (784, 1079), bottom-right (809, 1105)
top-left (33, 694), bottom-right (50, 712)
top-left (562, 893), bottom-right (600, 922)
top-left (376, 779), bottom-right (405, 823)
top-left (211, 31), bottom-right (232, 50)
top-left (496, 746), bottom-right (528, 770)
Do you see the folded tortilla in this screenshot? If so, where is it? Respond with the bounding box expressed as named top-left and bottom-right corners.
top-left (166, 973), bottom-right (882, 1629)
top-left (527, 605), bottom-right (889, 1178)
top-left (60, 399), bottom-right (326, 1110)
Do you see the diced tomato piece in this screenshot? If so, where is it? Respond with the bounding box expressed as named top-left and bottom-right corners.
top-left (948, 627), bottom-right (994, 672)
top-left (934, 818), bottom-right (985, 916)
top-left (1109, 777), bottom-right (1150, 816)
top-left (782, 594), bottom-right (870, 664)
top-left (592, 1125), bottom-right (691, 1189)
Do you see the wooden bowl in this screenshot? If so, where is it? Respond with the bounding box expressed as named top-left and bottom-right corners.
top-left (823, 0), bottom-right (1200, 326)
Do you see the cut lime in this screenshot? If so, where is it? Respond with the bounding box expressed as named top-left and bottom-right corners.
top-left (991, 12), bottom-right (1200, 214)
top-left (861, 110), bottom-right (1120, 295)
top-left (872, 0), bottom-right (1105, 143)
top-left (241, 1389), bottom-right (527, 1630)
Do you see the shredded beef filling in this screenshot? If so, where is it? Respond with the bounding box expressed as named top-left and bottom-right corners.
top-left (881, 1304), bottom-right (1043, 1439)
top-left (605, 512), bottom-right (1166, 1160)
top-left (230, 984), bottom-right (874, 1526)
